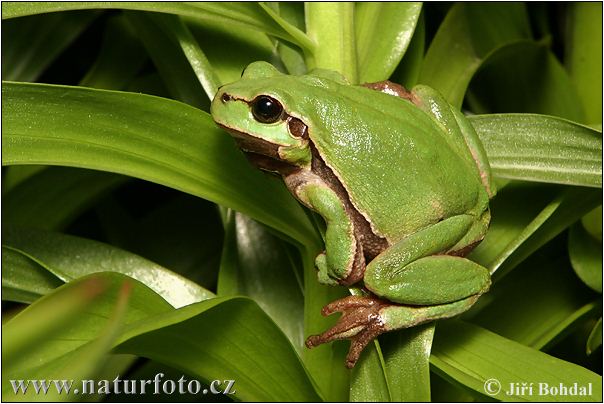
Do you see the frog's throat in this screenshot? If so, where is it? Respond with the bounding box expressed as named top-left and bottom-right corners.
top-left (217, 123), bottom-right (300, 175)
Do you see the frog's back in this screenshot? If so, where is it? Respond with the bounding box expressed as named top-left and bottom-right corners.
top-left (298, 81), bottom-right (487, 242)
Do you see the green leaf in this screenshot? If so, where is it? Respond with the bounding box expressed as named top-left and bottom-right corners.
top-left (2, 82), bottom-right (318, 249)
top-left (1, 2), bottom-right (313, 50)
top-left (2, 273), bottom-right (169, 401)
top-left (471, 184), bottom-right (600, 280)
top-left (79, 14), bottom-right (148, 90)
top-left (96, 194), bottom-right (224, 290)
top-left (185, 15), bottom-right (277, 86)
top-left (467, 42), bottom-right (584, 122)
top-left (390, 11), bottom-right (425, 88)
top-left (258, 2), bottom-right (315, 55)
top-left (2, 247), bottom-right (62, 304)
top-left (305, 2), bottom-right (357, 83)
top-left (493, 184), bottom-right (599, 280)
top-left (470, 114), bottom-right (602, 188)
top-left (565, 3), bottom-right (603, 125)
top-left (350, 341), bottom-right (390, 402)
top-left (470, 182), bottom-right (559, 271)
top-left (4, 268), bottom-right (321, 401)
top-left (3, 226), bottom-right (214, 308)
top-left (431, 320), bottom-right (603, 402)
top-left (268, 2), bottom-right (307, 75)
top-left (1, 10), bottom-right (99, 82)
top-left (2, 165), bottom-right (46, 192)
top-left (3, 166), bottom-right (127, 230)
top-left (471, 241), bottom-right (600, 350)
top-left (587, 318), bottom-right (602, 355)
top-left (351, 318), bottom-right (434, 401)
top-left (125, 11), bottom-right (209, 110)
top-left (419, 3), bottom-right (531, 107)
top-left (355, 2), bottom-right (422, 83)
top-left (217, 210), bottom-right (305, 352)
top-left (581, 206), bottom-right (602, 241)
top-left (381, 324), bottom-right (434, 401)
top-left (115, 296), bottom-right (321, 401)
top-left (165, 16), bottom-right (221, 98)
top-left (569, 222), bottom-right (603, 293)
top-left (302, 248), bottom-right (349, 402)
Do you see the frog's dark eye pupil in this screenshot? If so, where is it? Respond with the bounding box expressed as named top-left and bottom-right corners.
top-left (251, 96), bottom-right (283, 123)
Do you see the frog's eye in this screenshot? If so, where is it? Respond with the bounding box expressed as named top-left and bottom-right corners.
top-left (251, 95), bottom-right (283, 124)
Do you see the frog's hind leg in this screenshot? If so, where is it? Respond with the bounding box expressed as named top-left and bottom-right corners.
top-left (362, 214), bottom-right (491, 306)
top-left (306, 214), bottom-right (491, 367)
top-left (306, 294), bottom-right (480, 368)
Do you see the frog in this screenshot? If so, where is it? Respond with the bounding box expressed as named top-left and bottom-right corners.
top-left (211, 61), bottom-right (496, 368)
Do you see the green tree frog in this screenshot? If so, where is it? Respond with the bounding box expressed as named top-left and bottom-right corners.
top-left (211, 62), bottom-right (496, 368)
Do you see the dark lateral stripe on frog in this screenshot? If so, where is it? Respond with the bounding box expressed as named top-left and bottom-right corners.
top-left (216, 123), bottom-right (300, 175)
top-left (308, 143), bottom-right (389, 285)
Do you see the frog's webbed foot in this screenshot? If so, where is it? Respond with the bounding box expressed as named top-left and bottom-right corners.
top-left (306, 293), bottom-right (485, 368)
top-left (305, 295), bottom-right (389, 368)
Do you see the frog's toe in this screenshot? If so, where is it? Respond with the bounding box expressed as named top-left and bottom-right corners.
top-left (345, 325), bottom-right (385, 368)
top-left (305, 296), bottom-right (389, 368)
top-left (321, 295), bottom-right (384, 315)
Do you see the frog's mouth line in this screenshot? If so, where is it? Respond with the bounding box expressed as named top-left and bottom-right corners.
top-left (217, 123), bottom-right (299, 175)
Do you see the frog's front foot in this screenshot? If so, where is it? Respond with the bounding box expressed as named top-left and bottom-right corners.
top-left (305, 295), bottom-right (389, 368)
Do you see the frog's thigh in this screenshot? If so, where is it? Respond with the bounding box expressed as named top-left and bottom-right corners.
top-left (289, 176), bottom-right (357, 284)
top-left (364, 215), bottom-right (491, 305)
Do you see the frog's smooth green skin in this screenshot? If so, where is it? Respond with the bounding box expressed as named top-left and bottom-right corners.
top-left (211, 61), bottom-right (495, 368)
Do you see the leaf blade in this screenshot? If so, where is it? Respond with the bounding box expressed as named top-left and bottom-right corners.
top-left (355, 2), bottom-right (422, 83)
top-left (2, 82), bottom-right (318, 248)
top-left (431, 320), bottom-right (602, 402)
top-left (419, 3), bottom-right (531, 107)
top-left (471, 114), bottom-right (602, 188)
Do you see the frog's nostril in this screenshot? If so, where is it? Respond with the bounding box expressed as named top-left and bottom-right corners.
top-left (221, 93), bottom-right (231, 103)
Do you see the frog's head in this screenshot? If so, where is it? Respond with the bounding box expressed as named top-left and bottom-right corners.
top-left (211, 62), bottom-right (313, 174)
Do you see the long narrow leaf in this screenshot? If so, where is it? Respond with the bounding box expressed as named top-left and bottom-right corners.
top-left (568, 223), bottom-right (603, 293)
top-left (431, 320), bottom-right (602, 402)
top-left (1, 2), bottom-right (311, 50)
top-left (2, 82), bottom-right (318, 249)
top-left (302, 248), bottom-right (349, 402)
top-left (185, 16), bottom-right (277, 86)
top-left (217, 211), bottom-right (305, 352)
top-left (2, 247), bottom-right (63, 304)
top-left (467, 42), bottom-right (584, 122)
top-left (2, 10), bottom-right (99, 82)
top-left (166, 16), bottom-right (221, 98)
top-left (125, 11), bottom-right (209, 110)
top-left (114, 293), bottom-right (321, 401)
top-left (472, 243), bottom-right (599, 350)
top-left (350, 341), bottom-right (390, 401)
top-left (305, 2), bottom-right (357, 83)
top-left (382, 324), bottom-right (434, 401)
top-left (79, 14), bottom-right (148, 90)
top-left (3, 167), bottom-right (127, 230)
top-left (565, 3), bottom-right (603, 124)
top-left (3, 226), bottom-right (214, 308)
top-left (419, 3), bottom-right (531, 107)
top-left (471, 114), bottom-right (602, 188)
top-left (355, 2), bottom-right (422, 83)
